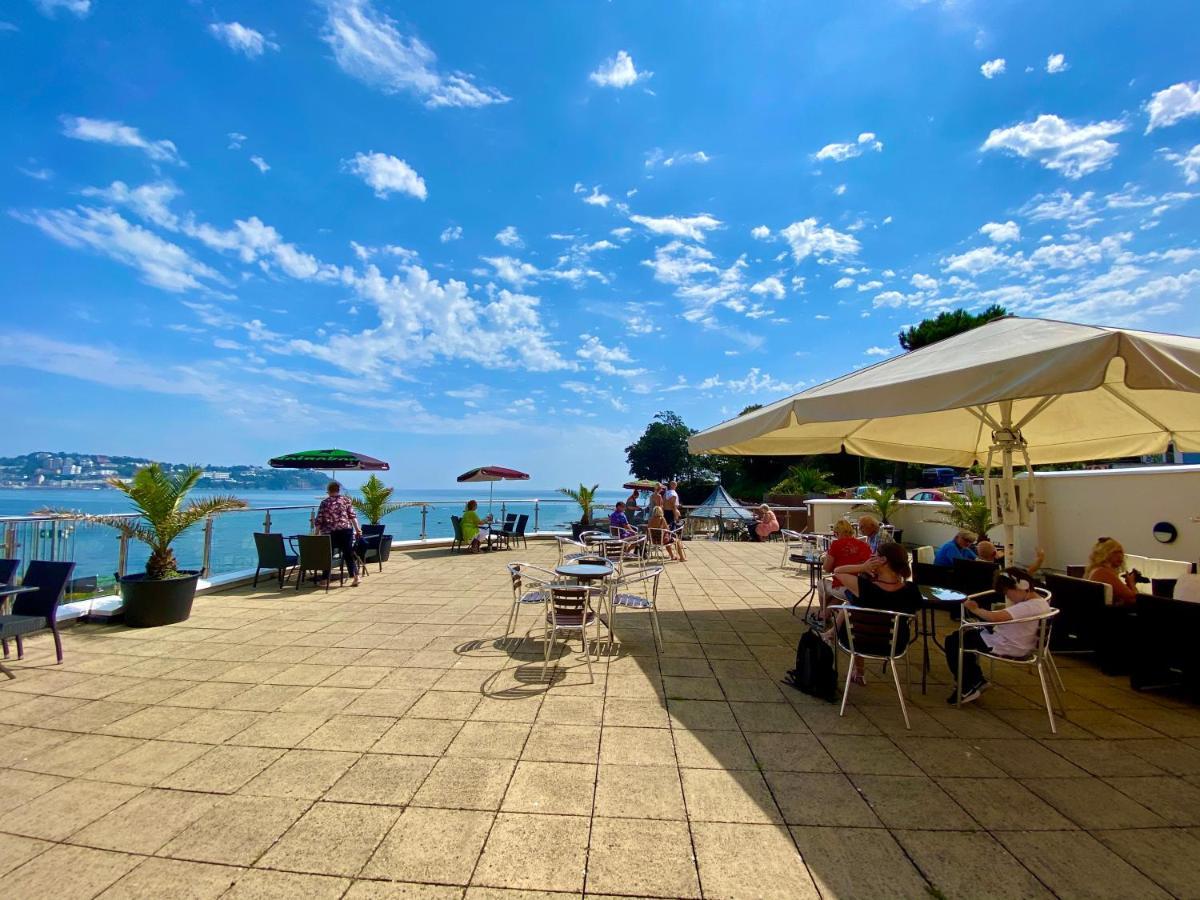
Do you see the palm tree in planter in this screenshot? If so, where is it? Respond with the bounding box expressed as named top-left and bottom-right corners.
top-left (859, 486), bottom-right (904, 543)
top-left (559, 483), bottom-right (599, 540)
top-left (930, 490), bottom-right (995, 542)
top-left (67, 464), bottom-right (246, 627)
top-left (352, 474), bottom-right (403, 561)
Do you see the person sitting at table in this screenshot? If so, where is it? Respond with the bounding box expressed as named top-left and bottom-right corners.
top-left (608, 501), bottom-right (637, 537)
top-left (857, 515), bottom-right (883, 554)
top-left (944, 566), bottom-right (1051, 704)
top-left (752, 504), bottom-right (780, 542)
top-left (461, 499), bottom-right (492, 553)
top-left (977, 540), bottom-right (1046, 575)
top-left (822, 542), bottom-right (920, 685)
top-left (315, 481), bottom-right (362, 587)
top-left (648, 505), bottom-right (686, 561)
top-left (1085, 537), bottom-right (1140, 605)
top-left (935, 530), bottom-right (978, 567)
top-left (818, 519), bottom-right (872, 622)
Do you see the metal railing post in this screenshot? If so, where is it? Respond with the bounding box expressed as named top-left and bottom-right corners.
top-left (534, 500), bottom-right (540, 533)
top-left (49, 519), bottom-right (59, 562)
top-left (263, 510), bottom-right (272, 533)
top-left (420, 505), bottom-right (428, 540)
top-left (309, 508), bottom-right (317, 533)
top-left (3, 523), bottom-right (15, 559)
top-left (501, 502), bottom-right (507, 522)
top-left (117, 533), bottom-right (129, 579)
top-left (202, 516), bottom-right (214, 577)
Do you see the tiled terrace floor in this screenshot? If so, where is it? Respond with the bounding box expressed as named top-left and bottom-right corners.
top-left (3, 540), bottom-right (1200, 899)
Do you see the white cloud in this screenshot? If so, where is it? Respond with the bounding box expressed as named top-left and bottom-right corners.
top-left (0, 21), bottom-right (17, 32)
top-left (481, 255), bottom-right (602, 289)
top-left (856, 280), bottom-right (883, 292)
top-left (208, 22), bottom-right (278, 58)
top-left (60, 116), bottom-right (182, 165)
top-left (910, 273), bottom-right (938, 291)
top-left (579, 185), bottom-right (611, 207)
top-left (645, 148), bottom-right (710, 167)
top-left (1146, 81), bottom-right (1200, 133)
top-left (981, 114), bottom-right (1125, 179)
top-left (495, 225), bottom-right (523, 248)
top-left (227, 132), bottom-right (247, 150)
top-left (865, 346), bottom-right (891, 357)
top-left (13, 206), bottom-right (222, 292)
top-left (34, 0), bottom-right (90, 17)
top-left (249, 155), bottom-right (270, 173)
top-left (1167, 145), bottom-right (1200, 185)
top-left (576, 334), bottom-right (643, 376)
top-left (980, 220), bottom-right (1020, 243)
top-left (750, 225), bottom-right (771, 240)
top-left (834, 184), bottom-right (847, 196)
top-left (189, 216), bottom-right (340, 282)
top-left (579, 239), bottom-right (616, 253)
top-left (19, 165), bottom-right (52, 180)
top-left (779, 218), bottom-right (860, 262)
top-left (1020, 189), bottom-right (1100, 226)
top-left (833, 276), bottom-right (854, 289)
top-left (629, 213), bottom-right (722, 242)
top-left (980, 58), bottom-right (1006, 79)
top-left (942, 246), bottom-right (1012, 275)
top-left (344, 151), bottom-right (427, 200)
top-left (1045, 53), bottom-right (1068, 74)
top-left (321, 0), bottom-right (509, 108)
top-left (749, 276), bottom-right (786, 300)
top-left (80, 180), bottom-right (181, 229)
top-left (440, 225), bottom-right (462, 242)
top-left (813, 132), bottom-right (883, 162)
top-left (588, 50), bottom-right (650, 89)
top-left (872, 291), bottom-right (906, 308)
top-left (695, 368), bottom-right (804, 396)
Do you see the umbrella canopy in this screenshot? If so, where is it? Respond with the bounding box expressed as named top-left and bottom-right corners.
top-left (691, 484), bottom-right (756, 521)
top-left (689, 318), bottom-right (1200, 464)
top-left (688, 317), bottom-right (1200, 547)
top-left (623, 479), bottom-right (661, 491)
top-left (269, 449), bottom-right (389, 471)
top-left (456, 466), bottom-right (530, 483)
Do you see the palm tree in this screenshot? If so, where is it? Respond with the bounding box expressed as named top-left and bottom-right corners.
top-left (65, 464), bottom-right (246, 579)
top-left (351, 474), bottom-right (404, 525)
top-left (558, 483), bottom-right (600, 526)
top-left (861, 486), bottom-right (901, 525)
top-left (931, 490), bottom-right (995, 538)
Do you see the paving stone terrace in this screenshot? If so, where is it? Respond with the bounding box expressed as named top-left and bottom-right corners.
top-left (2, 539), bottom-right (1200, 899)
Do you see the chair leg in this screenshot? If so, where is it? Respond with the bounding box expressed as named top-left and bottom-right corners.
top-left (505, 601), bottom-right (519, 641)
top-left (15, 635), bottom-right (23, 660)
top-left (253, 567), bottom-right (261, 588)
top-left (1, 638), bottom-right (8, 659)
top-left (839, 653), bottom-right (855, 717)
top-left (889, 656), bottom-right (912, 730)
top-left (582, 630), bottom-right (594, 684)
top-left (1047, 652), bottom-right (1066, 693)
top-left (542, 625), bottom-right (553, 681)
top-left (297, 567), bottom-right (304, 591)
top-left (650, 606), bottom-right (663, 652)
top-left (51, 625), bottom-right (63, 664)
top-left (1036, 662), bottom-right (1058, 734)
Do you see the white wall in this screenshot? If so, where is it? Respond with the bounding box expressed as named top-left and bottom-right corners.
top-left (809, 465), bottom-right (1200, 571)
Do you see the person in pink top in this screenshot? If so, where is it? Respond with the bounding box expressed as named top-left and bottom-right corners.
top-left (314, 481), bottom-right (362, 587)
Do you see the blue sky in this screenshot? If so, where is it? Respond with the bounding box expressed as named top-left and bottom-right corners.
top-left (3, 0), bottom-right (1199, 489)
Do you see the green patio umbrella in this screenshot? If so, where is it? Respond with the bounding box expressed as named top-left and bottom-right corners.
top-left (269, 449), bottom-right (389, 483)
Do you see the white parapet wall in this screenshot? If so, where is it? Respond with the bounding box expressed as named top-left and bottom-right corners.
top-left (809, 465), bottom-right (1200, 572)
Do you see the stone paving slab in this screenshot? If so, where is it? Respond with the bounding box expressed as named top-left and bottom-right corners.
top-left (1, 539), bottom-right (1199, 897)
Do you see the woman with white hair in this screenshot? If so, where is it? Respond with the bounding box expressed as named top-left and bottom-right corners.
top-left (753, 504), bottom-right (780, 542)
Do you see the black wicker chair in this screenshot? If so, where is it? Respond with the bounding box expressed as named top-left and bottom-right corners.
top-left (253, 533), bottom-right (298, 589)
top-left (0, 560), bottom-right (76, 678)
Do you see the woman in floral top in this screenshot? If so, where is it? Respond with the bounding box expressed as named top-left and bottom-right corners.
top-left (315, 481), bottom-right (361, 586)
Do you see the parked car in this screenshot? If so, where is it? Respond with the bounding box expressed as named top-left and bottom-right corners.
top-left (909, 489), bottom-right (947, 501)
top-left (921, 467), bottom-right (957, 487)
top-left (852, 485), bottom-right (878, 498)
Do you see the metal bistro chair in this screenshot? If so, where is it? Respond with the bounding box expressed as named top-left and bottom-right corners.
top-left (543, 583), bottom-right (602, 683)
top-left (504, 562), bottom-right (558, 645)
top-left (606, 565), bottom-right (664, 653)
top-left (253, 533), bottom-right (298, 589)
top-left (956, 600), bottom-right (1065, 733)
top-left (0, 560), bottom-right (76, 677)
top-left (556, 535), bottom-right (590, 566)
top-left (828, 602), bottom-right (918, 729)
top-left (295, 534), bottom-right (342, 592)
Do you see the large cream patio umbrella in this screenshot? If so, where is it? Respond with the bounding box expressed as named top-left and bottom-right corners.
top-left (688, 316), bottom-right (1200, 551)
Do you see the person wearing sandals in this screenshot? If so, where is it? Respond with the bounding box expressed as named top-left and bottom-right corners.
top-left (822, 542), bottom-right (920, 685)
top-left (315, 481), bottom-right (362, 587)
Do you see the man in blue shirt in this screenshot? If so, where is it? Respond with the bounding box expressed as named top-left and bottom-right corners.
top-left (935, 530), bottom-right (978, 567)
top-left (608, 502), bottom-right (636, 537)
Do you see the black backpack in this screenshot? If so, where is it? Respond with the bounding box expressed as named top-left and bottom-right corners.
top-left (784, 628), bottom-right (837, 702)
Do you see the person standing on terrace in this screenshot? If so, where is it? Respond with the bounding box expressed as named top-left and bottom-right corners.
top-left (315, 481), bottom-right (361, 587)
top-left (663, 481), bottom-right (680, 527)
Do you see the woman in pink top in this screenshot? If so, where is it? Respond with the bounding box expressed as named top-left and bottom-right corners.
top-left (314, 482), bottom-right (362, 587)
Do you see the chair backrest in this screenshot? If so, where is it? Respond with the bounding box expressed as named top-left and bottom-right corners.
top-left (361, 524), bottom-right (386, 537)
top-left (647, 525), bottom-right (671, 545)
top-left (834, 604), bottom-right (913, 660)
top-left (450, 515), bottom-right (464, 542)
top-left (296, 534), bottom-right (333, 569)
top-left (913, 561), bottom-right (956, 589)
top-left (953, 558), bottom-right (999, 595)
top-left (0, 558), bottom-right (19, 585)
top-left (254, 532), bottom-right (289, 568)
top-left (914, 545), bottom-right (935, 565)
top-left (14, 560), bottom-right (76, 619)
top-left (548, 584), bottom-right (593, 619)
top-left (514, 514), bottom-right (529, 536)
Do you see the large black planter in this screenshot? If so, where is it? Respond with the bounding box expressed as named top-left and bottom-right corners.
top-left (120, 571), bottom-right (201, 627)
top-left (570, 522), bottom-right (594, 540)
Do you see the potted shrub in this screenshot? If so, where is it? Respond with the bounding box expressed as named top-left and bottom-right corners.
top-left (558, 483), bottom-right (599, 540)
top-left (68, 464), bottom-right (246, 627)
top-left (860, 486), bottom-right (904, 543)
top-left (767, 466), bottom-right (836, 531)
top-left (930, 491), bottom-right (995, 542)
top-left (351, 474), bottom-right (402, 561)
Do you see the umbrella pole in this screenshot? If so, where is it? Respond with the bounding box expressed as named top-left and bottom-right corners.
top-left (489, 482), bottom-right (494, 520)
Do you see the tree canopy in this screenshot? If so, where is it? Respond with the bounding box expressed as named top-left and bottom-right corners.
top-left (898, 304), bottom-right (1008, 351)
top-left (625, 411), bottom-right (701, 481)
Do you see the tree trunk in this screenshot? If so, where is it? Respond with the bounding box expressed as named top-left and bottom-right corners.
top-left (146, 547), bottom-right (177, 580)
